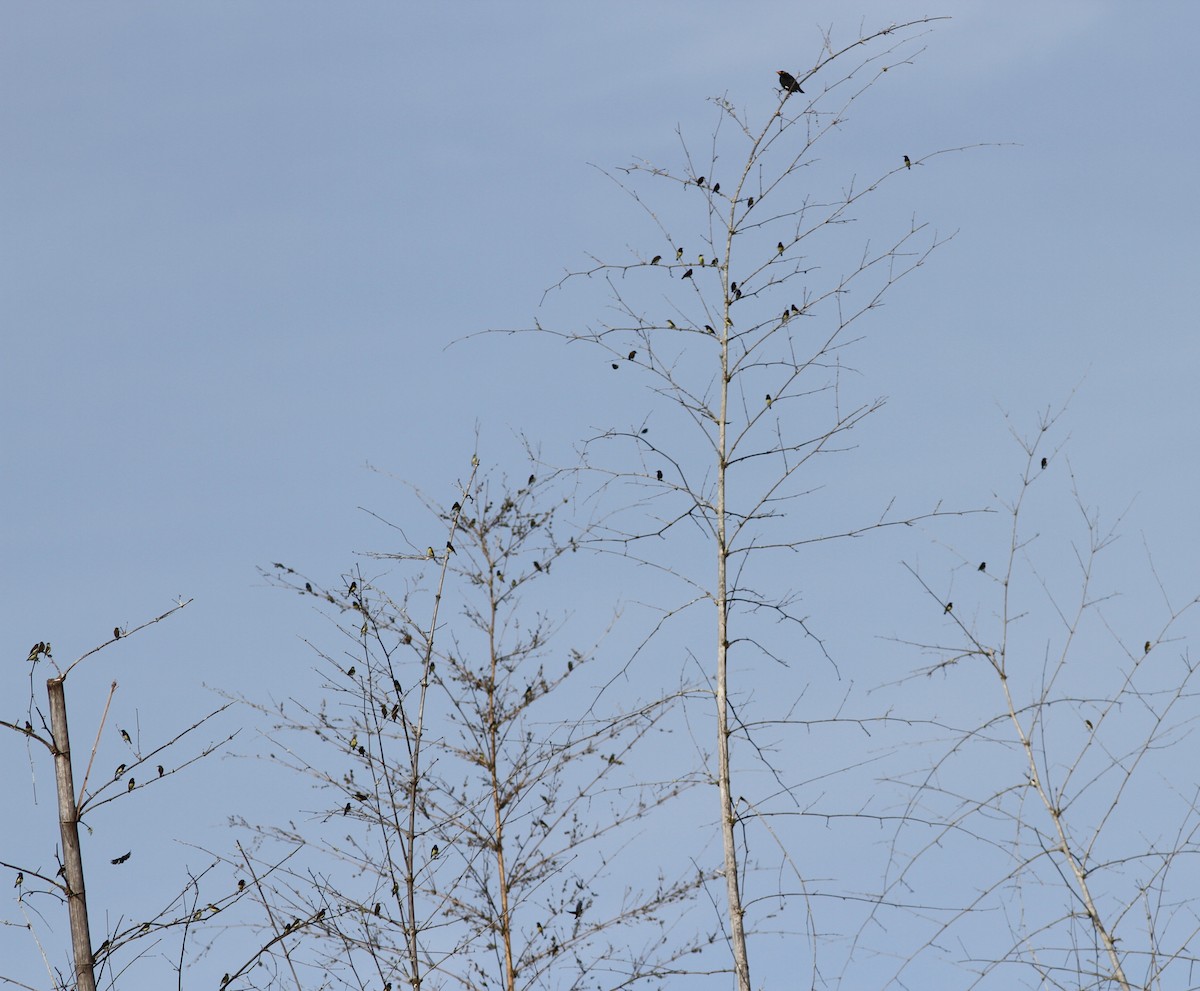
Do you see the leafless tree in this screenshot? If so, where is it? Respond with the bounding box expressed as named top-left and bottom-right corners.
top-left (1, 602), bottom-right (241, 991)
top-left (235, 457), bottom-right (713, 991)
top-left (522, 18), bottom-right (983, 991)
top-left (884, 403), bottom-right (1200, 991)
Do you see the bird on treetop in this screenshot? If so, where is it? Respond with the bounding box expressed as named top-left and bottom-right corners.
top-left (777, 70), bottom-right (803, 94)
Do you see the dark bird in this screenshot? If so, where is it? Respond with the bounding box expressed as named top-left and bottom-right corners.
top-left (712, 182), bottom-right (720, 194)
top-left (628, 350), bottom-right (636, 361)
top-left (777, 70), bottom-right (803, 94)
top-left (533, 561), bottom-right (543, 572)
top-left (14, 872), bottom-right (22, 888)
top-left (903, 155), bottom-right (912, 169)
top-left (650, 254), bottom-right (661, 265)
top-left (430, 844), bottom-right (440, 859)
top-left (537, 921), bottom-right (544, 935)
top-left (1041, 457), bottom-right (1048, 469)
top-left (374, 903), bottom-right (381, 916)
top-left (696, 176), bottom-right (705, 187)
top-left (656, 470), bottom-right (663, 481)
top-left (572, 899), bottom-right (584, 919)
top-left (157, 764), bottom-right (164, 777)
top-left (1085, 718), bottom-right (1094, 731)
top-left (127, 778), bottom-right (135, 792)
top-left (943, 602), bottom-right (953, 614)
top-left (305, 582), bottom-right (312, 593)
top-left (119, 728), bottom-right (131, 745)
top-left (710, 257), bottom-right (717, 267)
top-left (114, 763), bottom-right (126, 779)
top-left (746, 196), bottom-right (754, 208)
top-left (111, 852), bottom-right (131, 865)
top-left (765, 394), bottom-right (773, 408)
top-left (790, 303), bottom-right (800, 314)
top-left (675, 248), bottom-right (684, 261)
top-left (113, 627), bottom-right (120, 639)
top-left (446, 541), bottom-right (455, 554)
top-left (681, 268), bottom-right (694, 280)
top-left (238, 878), bottom-right (246, 892)
top-left (347, 666), bottom-right (356, 679)
top-left (611, 363), bottom-right (619, 369)
top-left (343, 802), bottom-right (351, 815)
top-left (26, 642), bottom-right (44, 663)
top-left (978, 562), bottom-right (986, 572)
top-left (1144, 640), bottom-right (1152, 655)
top-left (348, 581), bottom-right (357, 596)
top-left (777, 241), bottom-right (785, 255)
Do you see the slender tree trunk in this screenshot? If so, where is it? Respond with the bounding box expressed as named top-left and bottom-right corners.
top-left (717, 318), bottom-right (751, 991)
top-left (47, 676), bottom-right (98, 991)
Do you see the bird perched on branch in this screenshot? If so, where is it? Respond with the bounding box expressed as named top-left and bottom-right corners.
top-left (777, 70), bottom-right (803, 94)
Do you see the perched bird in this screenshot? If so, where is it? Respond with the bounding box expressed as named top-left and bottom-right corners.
top-left (305, 582), bottom-right (313, 593)
top-left (427, 546), bottom-right (435, 558)
top-left (343, 802), bottom-right (351, 816)
top-left (26, 642), bottom-right (44, 663)
top-left (656, 470), bottom-right (663, 481)
top-left (698, 254), bottom-right (705, 266)
top-left (157, 764), bottom-right (164, 777)
top-left (446, 541), bottom-right (455, 554)
top-left (127, 778), bottom-right (135, 792)
top-left (1085, 718), bottom-right (1094, 731)
top-left (430, 844), bottom-right (440, 859)
top-left (114, 763), bottom-right (126, 780)
top-left (113, 627), bottom-right (121, 640)
top-left (611, 363), bottom-right (619, 370)
top-left (712, 182), bottom-right (720, 194)
top-left (777, 241), bottom-right (785, 255)
top-left (710, 257), bottom-right (717, 267)
top-left (666, 319), bottom-right (676, 329)
top-left (572, 899), bottom-right (584, 919)
top-left (695, 176), bottom-right (705, 187)
top-left (903, 155), bottom-right (912, 170)
top-left (537, 921), bottom-right (544, 935)
top-left (746, 196), bottom-right (754, 208)
top-left (14, 872), bottom-right (22, 888)
top-left (1041, 457), bottom-right (1048, 469)
top-left (765, 394), bottom-right (773, 408)
top-left (681, 268), bottom-right (694, 280)
top-left (347, 666), bottom-right (356, 679)
top-left (675, 248), bottom-right (684, 261)
top-left (1144, 640), bottom-right (1152, 655)
top-left (628, 350), bottom-right (636, 361)
top-left (777, 70), bottom-right (803, 94)
top-left (978, 562), bottom-right (986, 572)
top-left (111, 852), bottom-right (131, 865)
top-left (348, 581), bottom-right (357, 596)
top-left (533, 561), bottom-right (543, 572)
top-left (120, 728), bottom-right (131, 745)
top-left (790, 303), bottom-right (800, 315)
top-left (650, 254), bottom-right (661, 265)
top-left (943, 602), bottom-right (953, 614)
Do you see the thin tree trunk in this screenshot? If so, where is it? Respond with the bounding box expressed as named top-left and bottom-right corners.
top-left (717, 319), bottom-right (751, 991)
top-left (47, 676), bottom-right (98, 991)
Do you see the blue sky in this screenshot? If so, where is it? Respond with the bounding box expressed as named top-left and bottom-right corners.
top-left (3, 3), bottom-right (1200, 989)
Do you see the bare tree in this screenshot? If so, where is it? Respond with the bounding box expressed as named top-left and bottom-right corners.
top-left (1, 602), bottom-right (241, 991)
top-left (885, 404), bottom-right (1200, 991)
top-left (523, 18), bottom-right (982, 991)
top-left (235, 456), bottom-right (712, 991)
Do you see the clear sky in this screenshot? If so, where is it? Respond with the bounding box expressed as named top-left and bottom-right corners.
top-left (3, 3), bottom-right (1199, 989)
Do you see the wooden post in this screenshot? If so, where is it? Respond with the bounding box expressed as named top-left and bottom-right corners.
top-left (46, 676), bottom-right (98, 991)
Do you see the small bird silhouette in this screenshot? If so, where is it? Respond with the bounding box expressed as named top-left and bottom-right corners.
top-left (943, 602), bottom-right (953, 614)
top-left (1144, 640), bottom-right (1152, 655)
top-left (111, 852), bottom-right (131, 865)
top-left (903, 155), bottom-right (911, 169)
top-left (113, 627), bottom-right (121, 639)
top-left (978, 562), bottom-right (986, 572)
top-left (348, 581), bottom-right (357, 596)
top-left (120, 729), bottom-right (131, 745)
top-left (431, 844), bottom-right (440, 859)
top-left (696, 176), bottom-right (705, 187)
top-left (675, 248), bottom-right (684, 261)
top-left (777, 241), bottom-right (785, 255)
top-left (765, 394), bottom-right (772, 408)
top-left (777, 70), bottom-right (803, 94)
top-left (681, 268), bottom-right (694, 280)
top-left (127, 778), bottom-right (135, 792)
top-left (650, 255), bottom-right (661, 265)
top-left (656, 469), bottom-right (663, 481)
top-left (1041, 457), bottom-right (1048, 469)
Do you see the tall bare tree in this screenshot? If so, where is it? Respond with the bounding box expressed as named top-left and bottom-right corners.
top-left (527, 18), bottom-right (981, 990)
